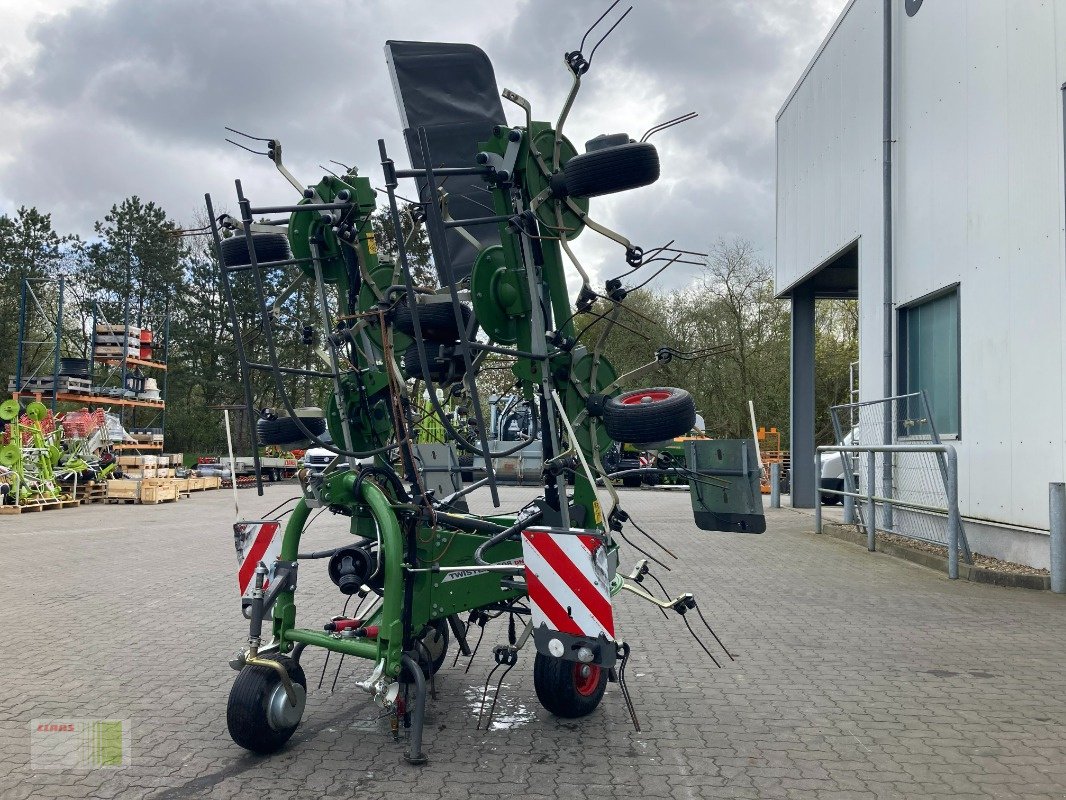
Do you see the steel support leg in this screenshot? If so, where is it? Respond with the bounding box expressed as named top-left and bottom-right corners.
top-left (401, 654), bottom-right (428, 765)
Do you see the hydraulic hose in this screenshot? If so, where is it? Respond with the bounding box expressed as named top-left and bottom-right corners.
top-left (473, 510), bottom-right (543, 566)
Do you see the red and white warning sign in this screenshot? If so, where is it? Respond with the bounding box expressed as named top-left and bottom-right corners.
top-left (234, 520), bottom-right (282, 599)
top-left (521, 527), bottom-right (615, 640)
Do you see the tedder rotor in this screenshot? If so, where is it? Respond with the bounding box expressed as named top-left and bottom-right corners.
top-left (208, 3), bottom-right (766, 764)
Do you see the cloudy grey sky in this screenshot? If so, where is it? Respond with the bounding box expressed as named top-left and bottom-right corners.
top-left (0, 0), bottom-right (844, 288)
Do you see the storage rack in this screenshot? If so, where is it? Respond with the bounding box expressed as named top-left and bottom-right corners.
top-left (11, 279), bottom-right (170, 453)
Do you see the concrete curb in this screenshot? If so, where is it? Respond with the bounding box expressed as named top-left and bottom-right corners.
top-left (818, 522), bottom-right (1051, 591)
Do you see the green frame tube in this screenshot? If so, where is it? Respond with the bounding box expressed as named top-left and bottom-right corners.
top-left (274, 479), bottom-right (407, 678)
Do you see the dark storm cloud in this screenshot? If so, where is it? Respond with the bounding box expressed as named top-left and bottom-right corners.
top-left (0, 0), bottom-right (842, 288)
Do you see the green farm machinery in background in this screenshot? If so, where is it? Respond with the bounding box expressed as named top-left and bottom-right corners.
top-left (208, 2), bottom-right (764, 764)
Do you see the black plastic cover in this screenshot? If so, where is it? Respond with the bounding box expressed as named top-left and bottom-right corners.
top-left (384, 40), bottom-right (506, 283)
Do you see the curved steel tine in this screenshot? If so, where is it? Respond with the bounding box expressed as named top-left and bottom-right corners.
top-left (640, 111), bottom-right (699, 143)
top-left (579, 0), bottom-right (622, 53)
top-left (225, 125), bottom-right (274, 142)
top-left (225, 138), bottom-right (270, 157)
top-left (588, 6), bottom-right (633, 67)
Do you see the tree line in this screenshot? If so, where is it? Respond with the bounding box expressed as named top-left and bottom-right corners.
top-left (0, 200), bottom-right (856, 456)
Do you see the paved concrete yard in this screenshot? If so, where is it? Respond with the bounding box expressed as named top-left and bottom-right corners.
top-left (1, 485), bottom-right (1065, 799)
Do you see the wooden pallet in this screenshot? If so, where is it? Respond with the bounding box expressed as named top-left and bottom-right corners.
top-left (8, 376), bottom-right (92, 394)
top-left (0, 498), bottom-right (80, 515)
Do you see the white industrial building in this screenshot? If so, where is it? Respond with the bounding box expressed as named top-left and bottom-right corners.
top-left (775, 0), bottom-right (1066, 567)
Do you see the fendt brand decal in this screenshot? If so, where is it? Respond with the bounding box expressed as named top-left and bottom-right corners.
top-left (440, 558), bottom-right (523, 583)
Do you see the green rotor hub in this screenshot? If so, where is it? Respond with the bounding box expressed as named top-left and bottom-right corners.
top-left (524, 124), bottom-right (588, 240)
top-left (24, 401), bottom-right (48, 422)
top-left (470, 245), bottom-right (529, 344)
top-left (289, 175), bottom-right (377, 285)
top-left (0, 399), bottom-right (19, 421)
top-left (0, 444), bottom-right (19, 468)
top-left (325, 370), bottom-right (393, 455)
top-left (563, 349), bottom-right (618, 455)
top-left (357, 262), bottom-right (411, 354)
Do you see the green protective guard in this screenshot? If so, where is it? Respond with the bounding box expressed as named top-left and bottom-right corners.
top-left (470, 245), bottom-right (528, 344)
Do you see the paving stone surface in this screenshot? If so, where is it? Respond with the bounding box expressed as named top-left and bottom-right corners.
top-left (1, 485), bottom-right (1065, 799)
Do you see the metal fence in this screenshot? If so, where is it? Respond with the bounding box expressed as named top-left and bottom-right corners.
top-left (816, 443), bottom-right (968, 578)
top-left (828, 392), bottom-right (973, 556)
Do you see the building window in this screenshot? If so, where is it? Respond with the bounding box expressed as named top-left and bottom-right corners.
top-left (898, 287), bottom-right (960, 437)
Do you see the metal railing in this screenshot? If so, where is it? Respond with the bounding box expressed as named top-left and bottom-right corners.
top-left (816, 444), bottom-right (967, 579)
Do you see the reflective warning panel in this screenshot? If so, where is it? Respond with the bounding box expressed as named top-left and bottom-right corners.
top-left (234, 520), bottom-right (282, 600)
top-left (521, 527), bottom-right (615, 641)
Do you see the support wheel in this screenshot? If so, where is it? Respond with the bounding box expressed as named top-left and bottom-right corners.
top-left (533, 653), bottom-right (608, 718)
top-left (227, 655), bottom-right (306, 754)
top-left (394, 302), bottom-right (474, 342)
top-left (555, 142), bottom-right (660, 199)
top-left (403, 621), bottom-right (449, 679)
top-left (601, 387), bottom-right (695, 445)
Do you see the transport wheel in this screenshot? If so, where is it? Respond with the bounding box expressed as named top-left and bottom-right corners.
top-left (601, 387), bottom-right (696, 445)
top-left (257, 410), bottom-right (326, 445)
top-left (820, 494), bottom-right (840, 506)
top-left (219, 231), bottom-right (291, 268)
top-left (227, 655), bottom-right (306, 755)
top-left (533, 653), bottom-right (608, 718)
top-left (555, 142), bottom-right (660, 199)
top-left (393, 301), bottom-right (474, 343)
top-left (622, 476), bottom-right (641, 488)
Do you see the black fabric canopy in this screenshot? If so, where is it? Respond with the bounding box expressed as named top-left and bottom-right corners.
top-left (385, 40), bottom-right (507, 283)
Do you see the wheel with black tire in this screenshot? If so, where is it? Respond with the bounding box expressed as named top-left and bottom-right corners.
top-left (643, 471), bottom-right (661, 487)
top-left (219, 231), bottom-right (292, 268)
top-left (227, 654), bottom-right (306, 754)
top-left (394, 302), bottom-right (474, 343)
top-left (601, 388), bottom-right (695, 445)
top-left (533, 653), bottom-right (608, 718)
top-left (555, 142), bottom-right (660, 199)
top-left (401, 343), bottom-right (466, 384)
top-left (622, 476), bottom-right (641, 488)
top-left (401, 621), bottom-right (449, 680)
top-left (257, 411), bottom-right (326, 445)
top-left (820, 494), bottom-right (841, 506)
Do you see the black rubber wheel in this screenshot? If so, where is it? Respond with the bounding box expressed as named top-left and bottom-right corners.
top-left (257, 413), bottom-right (326, 445)
top-left (401, 621), bottom-right (449, 680)
top-left (401, 343), bottom-right (465, 383)
top-left (533, 652), bottom-right (608, 718)
top-left (821, 494), bottom-right (841, 506)
top-left (394, 302), bottom-right (473, 343)
top-left (622, 476), bottom-right (641, 488)
top-left (643, 472), bottom-right (661, 487)
top-left (227, 654), bottom-right (306, 755)
top-left (558, 142), bottom-right (660, 199)
top-left (219, 231), bottom-right (292, 268)
top-left (602, 387), bottom-right (696, 445)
